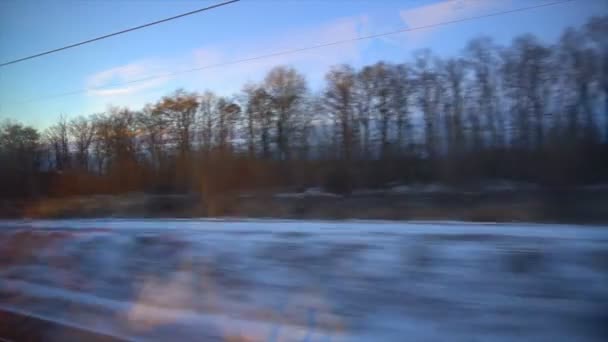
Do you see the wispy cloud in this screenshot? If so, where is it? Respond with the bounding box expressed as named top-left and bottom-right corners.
top-left (85, 0), bottom-right (507, 103)
top-left (183, 14), bottom-right (371, 93)
top-left (399, 0), bottom-right (505, 43)
top-left (86, 62), bottom-right (168, 97)
top-left (84, 13), bottom-right (371, 104)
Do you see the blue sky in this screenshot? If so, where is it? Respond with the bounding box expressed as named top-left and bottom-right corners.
top-left (0, 0), bottom-right (606, 129)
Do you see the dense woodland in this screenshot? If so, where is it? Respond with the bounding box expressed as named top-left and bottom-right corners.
top-left (1, 16), bottom-right (607, 199)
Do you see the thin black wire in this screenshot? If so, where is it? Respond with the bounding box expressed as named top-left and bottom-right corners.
top-left (16, 0), bottom-right (573, 104)
top-left (0, 0), bottom-right (240, 67)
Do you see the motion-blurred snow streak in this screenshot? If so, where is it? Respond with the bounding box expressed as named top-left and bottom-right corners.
top-left (0, 219), bottom-right (607, 341)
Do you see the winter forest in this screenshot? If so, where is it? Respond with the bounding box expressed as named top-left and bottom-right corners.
top-left (1, 16), bottom-right (607, 199)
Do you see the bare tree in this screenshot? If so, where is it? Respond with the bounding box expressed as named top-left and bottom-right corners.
top-left (45, 114), bottom-right (70, 170)
top-left (467, 37), bottom-right (503, 147)
top-left (358, 62), bottom-right (394, 159)
top-left (356, 66), bottom-right (376, 160)
top-left (442, 57), bottom-right (467, 155)
top-left (198, 91), bottom-right (218, 156)
top-left (390, 63), bottom-right (414, 154)
top-left (371, 62), bottom-right (394, 159)
top-left (156, 89), bottom-right (199, 156)
top-left (241, 84), bottom-right (273, 159)
top-left (0, 121), bottom-right (41, 197)
top-left (91, 108), bottom-right (139, 175)
top-left (324, 64), bottom-right (357, 163)
top-left (69, 115), bottom-right (95, 170)
top-left (414, 50), bottom-right (442, 158)
top-left (214, 97), bottom-right (240, 153)
top-left (585, 16), bottom-right (608, 141)
top-left (502, 35), bottom-right (551, 150)
top-left (556, 27), bottom-right (598, 142)
top-left (137, 104), bottom-right (169, 171)
top-left (264, 66), bottom-right (308, 162)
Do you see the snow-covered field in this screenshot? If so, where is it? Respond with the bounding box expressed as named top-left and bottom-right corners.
top-left (0, 219), bottom-right (607, 341)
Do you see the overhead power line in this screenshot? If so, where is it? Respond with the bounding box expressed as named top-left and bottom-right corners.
top-left (0, 0), bottom-right (240, 67)
top-left (16, 0), bottom-right (573, 104)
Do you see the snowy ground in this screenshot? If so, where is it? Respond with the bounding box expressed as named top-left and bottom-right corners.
top-left (0, 219), bottom-right (607, 341)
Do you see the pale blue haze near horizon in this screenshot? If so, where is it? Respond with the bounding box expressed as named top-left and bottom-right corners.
top-left (0, 0), bottom-right (606, 129)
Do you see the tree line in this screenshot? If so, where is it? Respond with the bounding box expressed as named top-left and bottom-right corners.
top-left (1, 16), bottom-right (607, 199)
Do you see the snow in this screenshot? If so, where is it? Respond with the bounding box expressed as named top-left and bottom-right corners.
top-left (389, 183), bottom-right (452, 193)
top-left (1, 219), bottom-right (607, 341)
top-left (274, 187), bottom-right (342, 198)
top-left (353, 181), bottom-right (544, 195)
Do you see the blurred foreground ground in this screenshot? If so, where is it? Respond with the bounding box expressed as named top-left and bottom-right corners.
top-left (0, 219), bottom-right (607, 341)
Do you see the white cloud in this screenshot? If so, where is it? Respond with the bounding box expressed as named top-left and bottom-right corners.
top-left (84, 0), bottom-right (511, 105)
top-left (83, 13), bottom-right (371, 105)
top-left (399, 0), bottom-right (505, 43)
top-left (183, 15), bottom-right (370, 93)
top-left (85, 61), bottom-right (169, 97)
